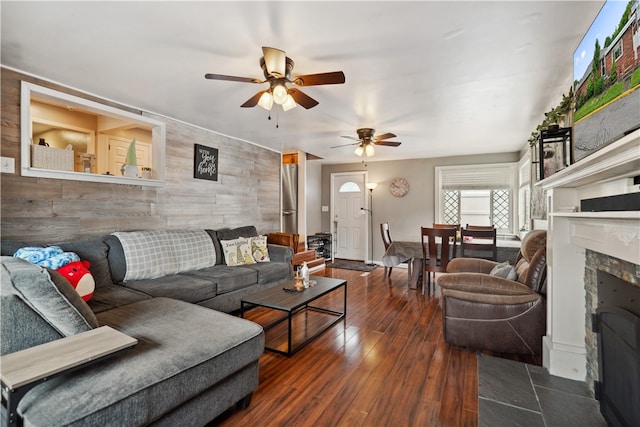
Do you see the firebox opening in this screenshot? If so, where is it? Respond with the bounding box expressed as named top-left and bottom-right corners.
top-left (595, 270), bottom-right (640, 427)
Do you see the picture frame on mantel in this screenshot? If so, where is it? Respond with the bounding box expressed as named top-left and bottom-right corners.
top-left (194, 144), bottom-right (218, 181)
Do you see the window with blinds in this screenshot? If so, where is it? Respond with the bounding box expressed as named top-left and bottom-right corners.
top-left (435, 163), bottom-right (518, 234)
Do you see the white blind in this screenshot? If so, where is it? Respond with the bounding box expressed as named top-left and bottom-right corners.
top-left (519, 162), bottom-right (531, 186)
top-left (438, 164), bottom-right (516, 190)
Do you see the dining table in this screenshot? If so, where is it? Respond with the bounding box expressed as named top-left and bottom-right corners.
top-left (382, 238), bottom-right (521, 289)
top-left (381, 241), bottom-right (429, 289)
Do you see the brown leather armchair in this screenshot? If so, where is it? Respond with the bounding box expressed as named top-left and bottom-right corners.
top-left (436, 230), bottom-right (547, 355)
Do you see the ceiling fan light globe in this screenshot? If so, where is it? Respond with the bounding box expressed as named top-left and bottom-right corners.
top-left (258, 92), bottom-right (273, 110)
top-left (282, 94), bottom-right (297, 111)
top-left (272, 84), bottom-right (288, 105)
top-left (365, 144), bottom-right (375, 157)
top-left (354, 145), bottom-right (364, 156)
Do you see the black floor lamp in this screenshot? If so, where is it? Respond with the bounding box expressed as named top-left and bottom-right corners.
top-left (361, 182), bottom-right (377, 266)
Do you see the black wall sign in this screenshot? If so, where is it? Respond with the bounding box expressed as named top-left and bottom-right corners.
top-left (194, 144), bottom-right (218, 181)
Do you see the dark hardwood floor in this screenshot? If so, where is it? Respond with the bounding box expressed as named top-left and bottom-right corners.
top-left (212, 264), bottom-right (540, 426)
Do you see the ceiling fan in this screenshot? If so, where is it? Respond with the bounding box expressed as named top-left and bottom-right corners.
top-left (331, 128), bottom-right (401, 157)
top-left (205, 46), bottom-right (345, 111)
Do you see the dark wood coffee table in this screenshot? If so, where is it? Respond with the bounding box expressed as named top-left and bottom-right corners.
top-left (240, 276), bottom-right (346, 356)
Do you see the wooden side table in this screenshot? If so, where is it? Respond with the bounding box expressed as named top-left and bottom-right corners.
top-left (0, 326), bottom-right (137, 427)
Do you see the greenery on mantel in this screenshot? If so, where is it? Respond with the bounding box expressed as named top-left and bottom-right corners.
top-left (527, 87), bottom-right (573, 147)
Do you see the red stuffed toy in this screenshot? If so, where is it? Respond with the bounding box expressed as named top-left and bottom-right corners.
top-left (56, 260), bottom-right (95, 302)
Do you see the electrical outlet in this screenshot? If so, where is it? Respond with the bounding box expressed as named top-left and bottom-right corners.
top-left (1, 156), bottom-right (15, 174)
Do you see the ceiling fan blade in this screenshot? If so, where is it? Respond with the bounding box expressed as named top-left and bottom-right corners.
top-left (374, 132), bottom-right (397, 141)
top-left (240, 91), bottom-right (266, 108)
top-left (292, 71), bottom-right (346, 86)
top-left (340, 135), bottom-right (359, 141)
top-left (205, 73), bottom-right (262, 83)
top-left (262, 46), bottom-right (286, 77)
top-left (375, 141), bottom-right (401, 147)
top-left (330, 142), bottom-right (359, 149)
top-left (288, 88), bottom-right (319, 109)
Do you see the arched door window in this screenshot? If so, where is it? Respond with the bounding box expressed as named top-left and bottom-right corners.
top-left (339, 181), bottom-right (361, 193)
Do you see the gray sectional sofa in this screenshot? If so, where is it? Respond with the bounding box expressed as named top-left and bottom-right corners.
top-left (0, 226), bottom-right (294, 426)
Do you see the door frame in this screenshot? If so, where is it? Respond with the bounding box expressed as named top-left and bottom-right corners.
top-left (330, 171), bottom-right (369, 261)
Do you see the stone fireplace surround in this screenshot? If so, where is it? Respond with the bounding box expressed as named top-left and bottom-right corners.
top-left (538, 128), bottom-right (639, 390)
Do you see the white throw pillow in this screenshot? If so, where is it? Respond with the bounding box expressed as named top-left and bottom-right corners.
top-left (220, 238), bottom-right (256, 266)
top-left (489, 261), bottom-right (517, 280)
top-left (250, 235), bottom-right (270, 262)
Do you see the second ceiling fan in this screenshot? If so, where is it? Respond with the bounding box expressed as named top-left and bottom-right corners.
top-left (332, 128), bottom-right (401, 157)
top-left (205, 46), bottom-right (345, 111)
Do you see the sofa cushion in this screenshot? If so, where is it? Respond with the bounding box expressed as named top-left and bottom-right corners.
top-left (1, 260), bottom-right (65, 355)
top-left (1, 240), bottom-right (42, 257)
top-left (216, 225), bottom-right (258, 241)
top-left (120, 274), bottom-right (217, 304)
top-left (88, 284), bottom-right (153, 314)
top-left (57, 238), bottom-right (114, 291)
top-left (515, 258), bottom-right (529, 284)
top-left (183, 265), bottom-right (258, 294)
top-left (216, 226), bottom-right (258, 264)
top-left (110, 230), bottom-right (216, 281)
top-left (1, 257), bottom-right (97, 336)
top-left (220, 237), bottom-right (256, 266)
top-left (520, 229), bottom-right (546, 262)
top-left (17, 297), bottom-right (264, 427)
top-left (102, 234), bottom-right (127, 283)
top-left (2, 239), bottom-right (114, 291)
top-left (205, 229), bottom-right (225, 265)
top-left (244, 262), bottom-right (292, 285)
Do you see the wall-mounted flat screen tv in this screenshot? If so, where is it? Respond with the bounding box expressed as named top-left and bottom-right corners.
top-left (573, 0), bottom-right (640, 162)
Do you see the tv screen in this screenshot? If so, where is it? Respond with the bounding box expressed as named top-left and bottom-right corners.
top-left (572, 0), bottom-right (640, 162)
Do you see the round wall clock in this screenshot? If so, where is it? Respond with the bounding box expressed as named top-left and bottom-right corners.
top-left (390, 177), bottom-right (409, 197)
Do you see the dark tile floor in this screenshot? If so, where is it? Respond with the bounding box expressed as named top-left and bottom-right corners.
top-left (477, 354), bottom-right (608, 427)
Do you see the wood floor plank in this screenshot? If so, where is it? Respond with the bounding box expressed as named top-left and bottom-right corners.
top-left (211, 263), bottom-right (538, 426)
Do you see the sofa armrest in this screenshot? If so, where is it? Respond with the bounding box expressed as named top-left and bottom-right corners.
top-left (436, 272), bottom-right (534, 295)
top-left (447, 257), bottom-right (498, 274)
top-left (267, 244), bottom-right (294, 264)
top-left (442, 288), bottom-right (542, 308)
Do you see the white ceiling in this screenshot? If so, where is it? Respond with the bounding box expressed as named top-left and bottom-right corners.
top-left (1, 1), bottom-right (603, 164)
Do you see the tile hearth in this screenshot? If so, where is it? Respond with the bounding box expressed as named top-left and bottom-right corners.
top-left (477, 354), bottom-right (606, 427)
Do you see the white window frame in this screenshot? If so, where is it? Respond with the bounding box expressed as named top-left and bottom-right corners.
top-left (21, 81), bottom-right (166, 186)
top-left (435, 162), bottom-right (518, 235)
top-left (612, 41), bottom-right (623, 62)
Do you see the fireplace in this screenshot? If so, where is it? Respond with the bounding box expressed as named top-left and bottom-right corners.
top-left (537, 130), bottom-right (639, 391)
top-left (588, 267), bottom-right (640, 426)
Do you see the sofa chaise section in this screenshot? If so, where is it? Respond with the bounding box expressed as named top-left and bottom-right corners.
top-left (1, 257), bottom-right (264, 426)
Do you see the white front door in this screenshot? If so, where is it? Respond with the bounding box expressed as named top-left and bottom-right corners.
top-left (332, 172), bottom-right (367, 260)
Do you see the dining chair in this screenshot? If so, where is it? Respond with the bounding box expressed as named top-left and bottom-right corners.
top-left (461, 225), bottom-right (497, 261)
top-left (421, 226), bottom-right (458, 295)
top-left (465, 224), bottom-right (495, 231)
top-left (433, 223), bottom-right (460, 257)
top-left (380, 222), bottom-right (395, 278)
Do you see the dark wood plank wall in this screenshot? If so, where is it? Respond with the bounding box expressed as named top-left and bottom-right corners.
top-left (1, 68), bottom-right (281, 243)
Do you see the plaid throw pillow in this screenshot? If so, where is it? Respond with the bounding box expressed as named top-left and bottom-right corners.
top-left (112, 230), bottom-right (216, 281)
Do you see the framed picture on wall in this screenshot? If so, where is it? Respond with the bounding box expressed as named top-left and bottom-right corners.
top-left (194, 144), bottom-right (218, 181)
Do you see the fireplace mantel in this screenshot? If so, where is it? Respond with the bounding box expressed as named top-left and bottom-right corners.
top-left (535, 128), bottom-right (640, 381)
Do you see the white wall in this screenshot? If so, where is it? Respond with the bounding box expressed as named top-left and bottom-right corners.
top-left (320, 152), bottom-right (520, 262)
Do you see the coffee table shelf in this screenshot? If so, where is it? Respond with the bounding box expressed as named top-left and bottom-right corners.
top-left (240, 276), bottom-right (346, 356)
